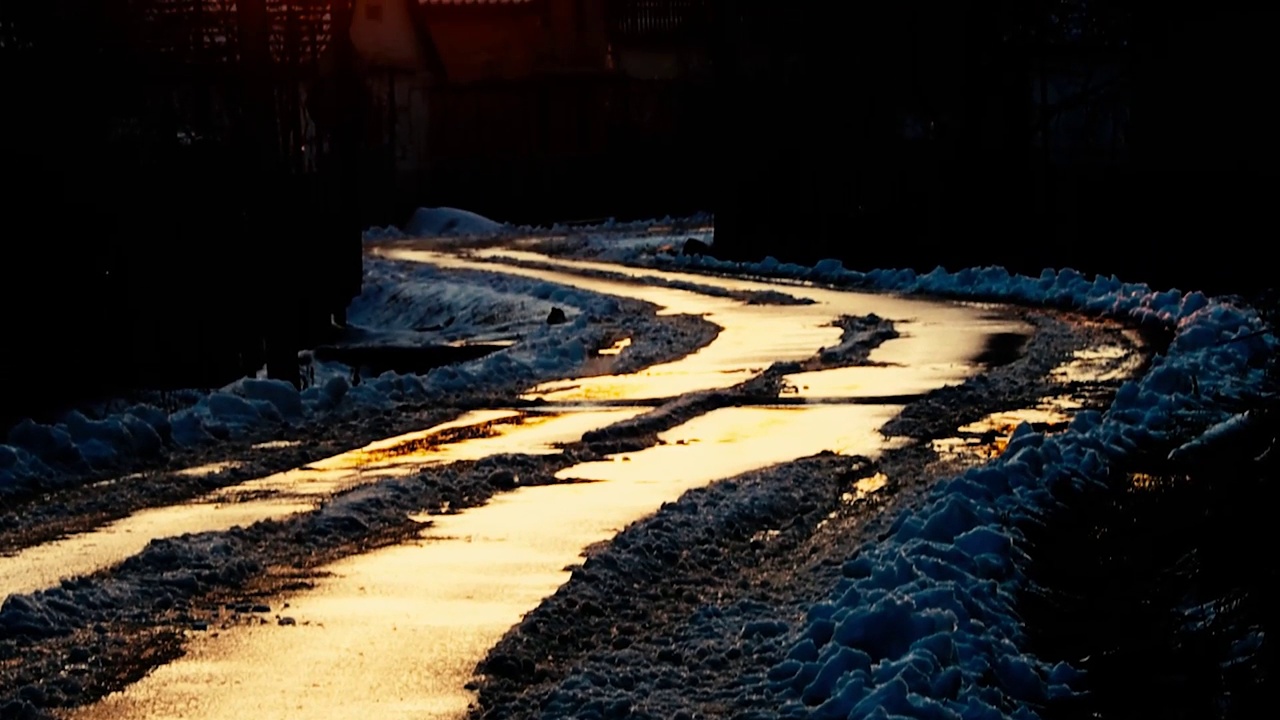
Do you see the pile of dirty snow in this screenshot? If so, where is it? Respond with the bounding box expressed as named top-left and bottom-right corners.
top-left (0, 258), bottom-right (645, 500)
top-left (403, 207), bottom-right (510, 237)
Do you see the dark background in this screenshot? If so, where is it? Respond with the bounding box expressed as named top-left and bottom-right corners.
top-left (714, 3), bottom-right (1279, 296)
top-left (3, 1), bottom-right (1276, 428)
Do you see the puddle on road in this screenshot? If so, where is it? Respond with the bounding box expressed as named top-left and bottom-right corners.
top-left (222, 409), bottom-right (618, 501)
top-left (932, 335), bottom-right (1144, 465)
top-left (383, 248), bottom-right (1028, 405)
top-left (74, 404), bottom-right (902, 720)
top-left (459, 249), bottom-right (1032, 374)
top-left (2, 498), bottom-right (317, 602)
top-left (780, 363), bottom-right (974, 402)
top-left (956, 406), bottom-right (1073, 435)
top-left (932, 402), bottom-right (1077, 462)
top-left (1, 409), bottom-right (640, 601)
top-left (523, 301), bottom-right (842, 401)
top-left (557, 405), bottom-right (901, 484)
top-left (470, 249), bottom-right (1034, 391)
top-left (1052, 343), bottom-right (1145, 383)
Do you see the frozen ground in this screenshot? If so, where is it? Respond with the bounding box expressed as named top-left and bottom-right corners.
top-left (1, 208), bottom-right (1274, 719)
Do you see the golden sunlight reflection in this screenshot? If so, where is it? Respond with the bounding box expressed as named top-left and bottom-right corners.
top-left (0, 500), bottom-right (314, 603)
top-left (931, 435), bottom-right (1008, 460)
top-left (523, 306), bottom-right (839, 402)
top-left (780, 363), bottom-right (972, 400)
top-left (75, 404), bottom-right (902, 720)
top-left (464, 249), bottom-right (1032, 378)
top-left (379, 248), bottom-right (1031, 405)
top-left (1128, 472), bottom-right (1181, 492)
top-left (930, 395), bottom-right (1086, 465)
top-left (1130, 472), bottom-right (1158, 490)
top-left (209, 409), bottom-right (639, 502)
top-left (849, 472), bottom-right (888, 500)
top-left (1051, 344), bottom-right (1144, 383)
top-left (557, 405), bottom-right (902, 484)
top-left (956, 407), bottom-right (1072, 435)
top-left (1, 409), bottom-right (641, 601)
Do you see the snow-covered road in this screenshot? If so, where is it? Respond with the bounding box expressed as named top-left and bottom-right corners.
top-left (3, 221), bottom-right (1269, 720)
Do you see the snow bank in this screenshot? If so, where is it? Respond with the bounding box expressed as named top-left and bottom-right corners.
top-left (363, 207), bottom-right (713, 244)
top-left (332, 258), bottom-right (636, 399)
top-left (655, 254), bottom-right (1217, 329)
top-left (403, 206), bottom-right (510, 238)
top-left (2, 406), bottom-right (173, 499)
top-left (766, 300), bottom-right (1269, 717)
top-left (348, 257), bottom-right (609, 343)
top-left (0, 257), bottom-right (639, 500)
top-left (536, 211), bottom-right (713, 236)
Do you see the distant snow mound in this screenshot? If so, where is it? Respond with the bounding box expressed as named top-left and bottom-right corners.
top-left (404, 207), bottom-right (508, 238)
